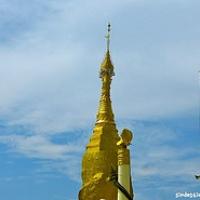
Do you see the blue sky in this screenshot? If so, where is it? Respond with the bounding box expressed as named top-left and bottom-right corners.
top-left (0, 0), bottom-right (200, 200)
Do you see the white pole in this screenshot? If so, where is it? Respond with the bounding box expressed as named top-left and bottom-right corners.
top-left (117, 146), bottom-right (131, 200)
top-left (117, 129), bottom-right (133, 200)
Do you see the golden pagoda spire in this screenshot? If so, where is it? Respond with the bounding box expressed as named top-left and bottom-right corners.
top-left (79, 23), bottom-right (120, 200)
top-left (96, 23), bottom-right (115, 124)
top-left (79, 23), bottom-right (134, 200)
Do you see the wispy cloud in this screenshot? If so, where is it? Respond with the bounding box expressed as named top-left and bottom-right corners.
top-left (0, 0), bottom-right (199, 134)
top-left (126, 121), bottom-right (200, 177)
top-left (0, 1), bottom-right (200, 199)
top-left (0, 130), bottom-right (86, 183)
top-left (0, 118), bottom-right (199, 185)
top-left (0, 134), bottom-right (82, 159)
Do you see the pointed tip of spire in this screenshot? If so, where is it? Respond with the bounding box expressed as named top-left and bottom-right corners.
top-left (108, 22), bottom-right (111, 33)
top-left (99, 23), bottom-right (115, 78)
top-left (105, 22), bottom-right (111, 51)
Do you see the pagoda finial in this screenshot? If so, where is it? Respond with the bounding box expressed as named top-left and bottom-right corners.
top-left (105, 22), bottom-right (111, 51)
top-left (99, 23), bottom-right (114, 78)
top-left (96, 23), bottom-right (115, 124)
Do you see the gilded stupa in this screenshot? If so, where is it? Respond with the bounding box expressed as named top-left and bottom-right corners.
top-left (79, 24), bottom-right (134, 200)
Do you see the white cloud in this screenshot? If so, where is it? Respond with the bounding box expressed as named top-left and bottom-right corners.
top-left (0, 3), bottom-right (199, 200)
top-left (127, 122), bottom-right (200, 180)
top-left (0, 0), bottom-right (200, 192)
top-left (0, 0), bottom-right (200, 185)
top-left (0, 0), bottom-right (199, 133)
top-left (0, 134), bottom-right (83, 159)
top-left (0, 133), bottom-right (85, 182)
top-left (0, 119), bottom-right (199, 184)
top-left (0, 1), bottom-right (199, 135)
